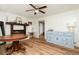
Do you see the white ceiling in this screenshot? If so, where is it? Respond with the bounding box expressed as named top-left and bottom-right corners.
top-left (0, 4), bottom-right (79, 19)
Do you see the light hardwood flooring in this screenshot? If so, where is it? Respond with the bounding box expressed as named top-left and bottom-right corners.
top-left (20, 38), bottom-right (79, 55)
top-left (1, 37), bottom-right (79, 55)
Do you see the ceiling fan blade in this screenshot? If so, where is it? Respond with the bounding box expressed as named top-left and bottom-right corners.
top-left (29, 4), bottom-right (37, 9)
top-left (26, 9), bottom-right (34, 11)
top-left (39, 10), bottom-right (45, 14)
top-left (39, 6), bottom-right (47, 9)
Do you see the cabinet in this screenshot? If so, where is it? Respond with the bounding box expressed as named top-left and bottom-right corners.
top-left (46, 31), bottom-right (74, 48)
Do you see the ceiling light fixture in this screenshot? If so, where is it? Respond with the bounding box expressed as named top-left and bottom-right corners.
top-left (35, 10), bottom-right (39, 13)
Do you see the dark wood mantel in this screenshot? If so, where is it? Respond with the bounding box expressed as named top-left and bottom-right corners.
top-left (6, 22), bottom-right (29, 35)
top-left (6, 22), bottom-right (29, 26)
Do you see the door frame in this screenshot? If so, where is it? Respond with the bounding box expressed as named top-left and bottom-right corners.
top-left (38, 20), bottom-right (45, 38)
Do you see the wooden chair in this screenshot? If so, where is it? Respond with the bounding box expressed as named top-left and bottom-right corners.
top-left (0, 21), bottom-right (6, 44)
top-left (0, 21), bottom-right (6, 54)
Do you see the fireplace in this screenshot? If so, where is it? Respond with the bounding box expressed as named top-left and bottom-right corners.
top-left (6, 22), bottom-right (29, 35)
top-left (12, 30), bottom-right (25, 34)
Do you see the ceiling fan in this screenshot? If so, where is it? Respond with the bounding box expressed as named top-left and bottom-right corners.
top-left (26, 4), bottom-right (47, 15)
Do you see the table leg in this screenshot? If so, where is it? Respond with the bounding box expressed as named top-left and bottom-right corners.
top-left (6, 41), bottom-right (25, 55)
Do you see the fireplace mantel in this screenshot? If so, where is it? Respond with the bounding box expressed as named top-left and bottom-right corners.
top-left (6, 22), bottom-right (29, 35)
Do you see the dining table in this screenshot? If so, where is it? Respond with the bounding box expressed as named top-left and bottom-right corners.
top-left (0, 34), bottom-right (27, 55)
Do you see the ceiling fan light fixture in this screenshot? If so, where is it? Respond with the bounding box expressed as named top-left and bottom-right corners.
top-left (35, 10), bottom-right (39, 13)
top-left (26, 4), bottom-right (47, 15)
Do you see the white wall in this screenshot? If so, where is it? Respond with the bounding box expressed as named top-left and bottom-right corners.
top-left (32, 19), bottom-right (39, 38)
top-left (0, 11), bottom-right (31, 36)
top-left (32, 9), bottom-right (79, 47)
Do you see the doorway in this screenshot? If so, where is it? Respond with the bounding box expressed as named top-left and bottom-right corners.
top-left (39, 20), bottom-right (45, 39)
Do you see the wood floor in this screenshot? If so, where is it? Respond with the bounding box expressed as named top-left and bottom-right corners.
top-left (1, 37), bottom-right (79, 55)
top-left (18, 38), bottom-right (79, 55)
